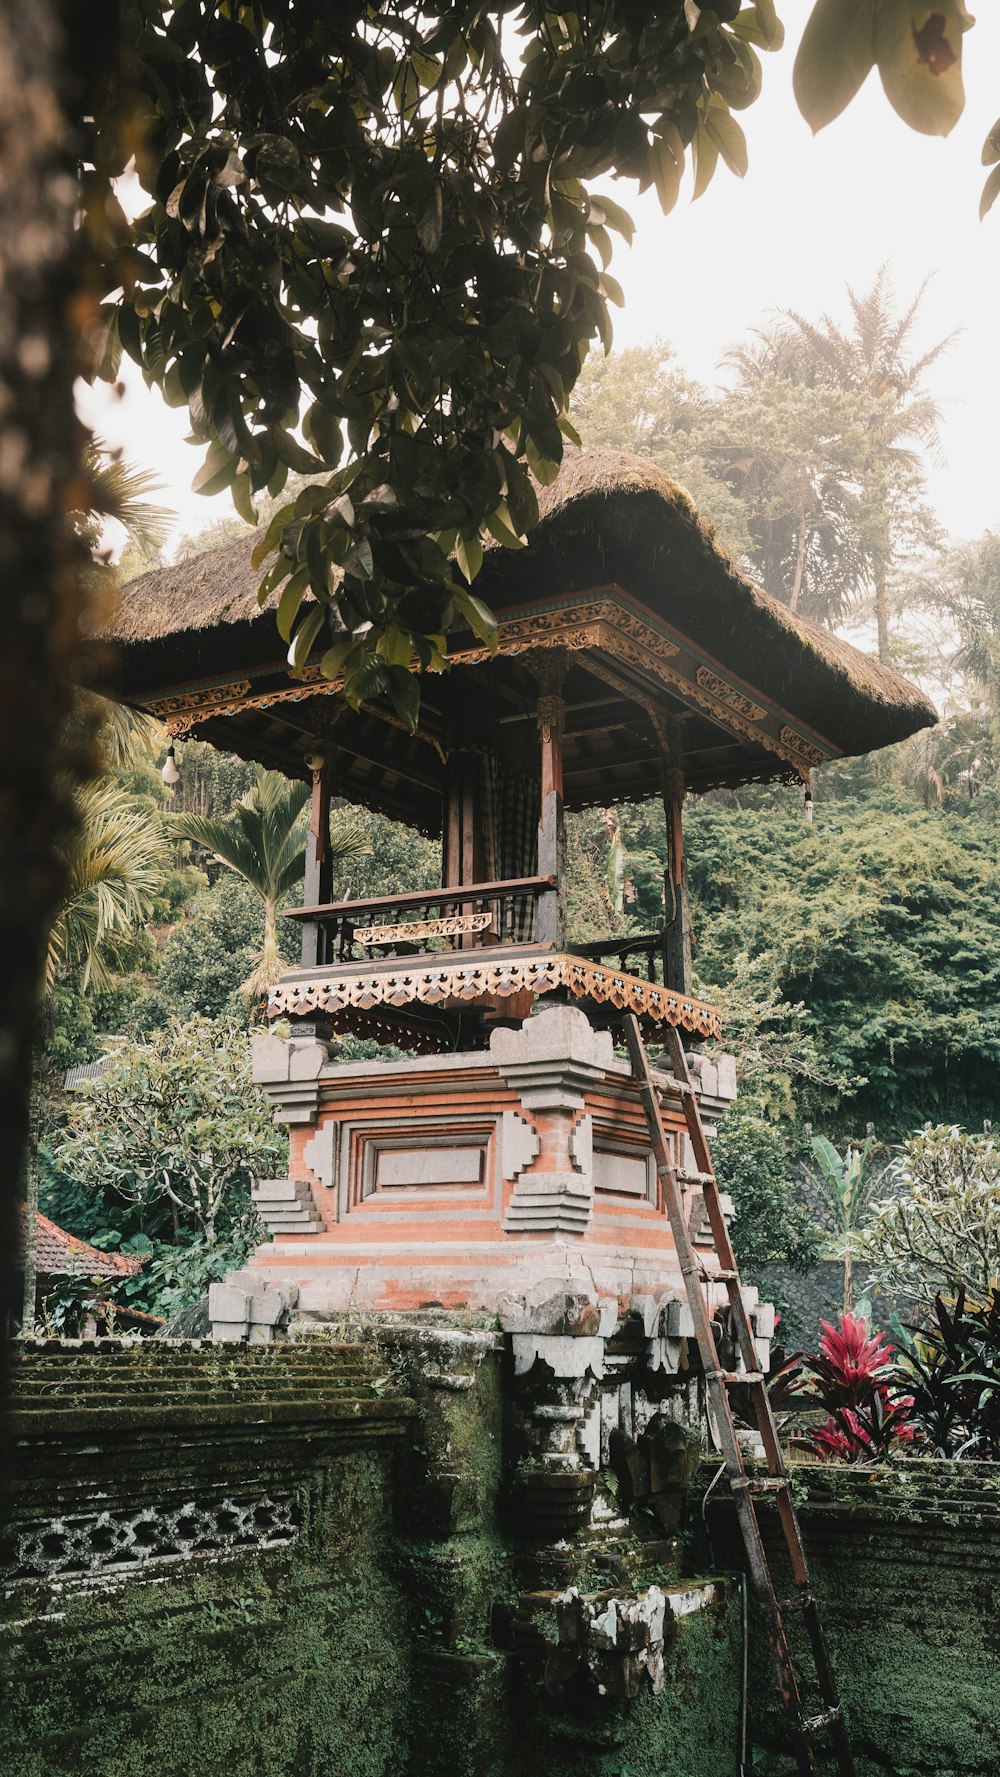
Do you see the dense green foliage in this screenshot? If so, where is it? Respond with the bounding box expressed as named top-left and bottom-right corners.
top-left (686, 791), bottom-right (1000, 1136)
top-left (43, 1016), bottom-right (287, 1318)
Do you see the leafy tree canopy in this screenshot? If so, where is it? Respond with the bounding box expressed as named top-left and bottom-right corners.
top-left (79, 4), bottom-right (991, 716)
top-left (55, 1014), bottom-right (286, 1243)
top-left (87, 2), bottom-right (785, 728)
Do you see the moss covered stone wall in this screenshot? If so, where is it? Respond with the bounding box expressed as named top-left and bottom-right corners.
top-left (1, 1335), bottom-right (743, 1777)
top-left (2, 1340), bottom-right (414, 1777)
top-left (703, 1459), bottom-right (1000, 1777)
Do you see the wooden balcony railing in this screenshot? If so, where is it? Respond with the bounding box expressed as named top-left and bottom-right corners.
top-left (573, 933), bottom-right (669, 984)
top-left (284, 875), bottom-right (556, 968)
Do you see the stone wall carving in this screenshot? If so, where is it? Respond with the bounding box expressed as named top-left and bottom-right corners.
top-left (3, 1493), bottom-right (299, 1585)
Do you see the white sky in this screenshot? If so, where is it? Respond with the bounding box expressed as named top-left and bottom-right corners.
top-left (78, 10), bottom-right (1000, 553)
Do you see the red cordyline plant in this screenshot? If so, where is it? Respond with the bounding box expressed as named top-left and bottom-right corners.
top-left (771, 1312), bottom-right (918, 1462)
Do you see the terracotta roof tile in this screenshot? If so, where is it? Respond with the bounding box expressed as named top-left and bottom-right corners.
top-left (21, 1208), bottom-right (144, 1278)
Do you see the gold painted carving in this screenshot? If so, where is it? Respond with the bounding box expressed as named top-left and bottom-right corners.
top-left (779, 726), bottom-right (826, 768)
top-left (695, 666), bottom-right (767, 723)
top-left (144, 595), bottom-right (834, 775)
top-left (354, 912), bottom-right (493, 944)
top-left (268, 951), bottom-right (722, 1041)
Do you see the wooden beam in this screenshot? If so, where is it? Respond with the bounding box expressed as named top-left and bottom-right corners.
top-left (533, 650), bottom-right (568, 948)
top-left (300, 759), bottom-right (332, 968)
top-left (649, 711), bottom-right (693, 996)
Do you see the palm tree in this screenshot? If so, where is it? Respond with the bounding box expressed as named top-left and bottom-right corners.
top-left (22, 782), bottom-right (168, 1330)
top-left (703, 360), bottom-right (872, 618)
top-left (46, 781), bottom-right (168, 992)
top-left (170, 767), bottom-right (368, 1000)
top-left (75, 441), bottom-right (175, 560)
top-left (785, 270), bottom-right (954, 661)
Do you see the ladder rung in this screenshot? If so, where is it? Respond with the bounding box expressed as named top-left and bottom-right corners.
top-left (706, 1369), bottom-right (764, 1387)
top-left (637, 1075), bottom-right (697, 1097)
top-left (696, 1267), bottom-right (739, 1283)
top-left (774, 1591), bottom-right (814, 1614)
top-left (730, 1475), bottom-right (789, 1494)
top-left (802, 1707), bottom-right (843, 1735)
top-left (677, 1169), bottom-right (715, 1187)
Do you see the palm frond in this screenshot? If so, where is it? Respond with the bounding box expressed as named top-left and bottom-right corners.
top-left (80, 443), bottom-right (175, 556)
top-left (47, 782), bottom-right (168, 991)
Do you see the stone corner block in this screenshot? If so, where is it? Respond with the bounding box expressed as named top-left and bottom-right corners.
top-left (209, 1282), bottom-right (250, 1327)
top-left (489, 1002), bottom-right (614, 1075)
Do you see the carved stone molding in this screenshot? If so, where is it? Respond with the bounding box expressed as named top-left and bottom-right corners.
top-left (251, 1030), bottom-right (333, 1126)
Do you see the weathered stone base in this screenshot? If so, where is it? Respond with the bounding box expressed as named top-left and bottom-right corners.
top-left (242, 1004), bottom-right (739, 1320)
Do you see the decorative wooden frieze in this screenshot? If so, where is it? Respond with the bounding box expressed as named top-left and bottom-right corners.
top-left (695, 664), bottom-right (767, 722)
top-left (141, 589), bottom-right (837, 775)
top-left (779, 725), bottom-right (826, 768)
top-left (268, 951), bottom-right (722, 1040)
top-left (353, 911), bottom-right (493, 945)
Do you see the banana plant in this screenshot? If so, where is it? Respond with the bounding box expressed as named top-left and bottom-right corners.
top-left (809, 1132), bottom-right (881, 1315)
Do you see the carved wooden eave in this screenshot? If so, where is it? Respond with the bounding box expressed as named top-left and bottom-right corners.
top-left (268, 948), bottom-right (722, 1053)
top-left (136, 583), bottom-right (831, 788)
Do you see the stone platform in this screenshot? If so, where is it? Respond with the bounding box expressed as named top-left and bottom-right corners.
top-left (230, 1003), bottom-right (740, 1321)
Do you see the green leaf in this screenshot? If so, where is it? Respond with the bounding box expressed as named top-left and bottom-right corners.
top-left (276, 566), bottom-right (311, 643)
top-left (493, 105), bottom-right (526, 175)
top-left (651, 128), bottom-right (684, 215)
top-left (191, 441), bottom-right (237, 497)
top-left (454, 532), bottom-right (483, 584)
top-left (525, 439), bottom-right (561, 486)
top-left (588, 192), bottom-right (635, 245)
top-left (319, 637), bottom-right (358, 682)
top-left (794, 0), bottom-right (877, 134)
top-left (287, 605), bottom-right (326, 672)
top-left (731, 0), bottom-right (785, 51)
top-left (451, 587), bottom-right (498, 646)
top-left (875, 0), bottom-right (968, 138)
top-left (377, 627), bottom-right (415, 668)
top-left (484, 499), bottom-right (526, 549)
top-left (256, 557), bottom-right (291, 608)
top-left (384, 666), bottom-right (420, 733)
top-left (303, 401), bottom-right (343, 466)
top-left (705, 108), bottom-right (749, 177)
top-left (412, 50), bottom-right (442, 88)
top-left (231, 473), bottom-right (258, 526)
top-left (980, 163), bottom-right (1000, 221)
top-left (692, 118), bottom-right (720, 200)
top-left (272, 430), bottom-right (323, 474)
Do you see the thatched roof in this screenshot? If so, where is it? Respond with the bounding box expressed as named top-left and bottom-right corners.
top-left (103, 449), bottom-right (935, 799)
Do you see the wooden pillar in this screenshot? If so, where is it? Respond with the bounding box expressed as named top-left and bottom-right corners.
top-left (534, 651), bottom-right (567, 950)
top-left (441, 749), bottom-right (484, 889)
top-left (652, 713), bottom-right (692, 994)
top-left (300, 759), bottom-right (332, 969)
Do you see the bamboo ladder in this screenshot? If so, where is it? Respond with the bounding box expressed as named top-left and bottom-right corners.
top-left (621, 1012), bottom-right (855, 1777)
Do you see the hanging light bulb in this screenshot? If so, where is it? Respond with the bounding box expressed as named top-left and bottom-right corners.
top-left (161, 744), bottom-right (180, 789)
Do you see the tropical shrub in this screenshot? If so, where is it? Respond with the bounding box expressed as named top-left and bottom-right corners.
top-left (774, 1312), bottom-right (916, 1462)
top-left (53, 1015), bottom-right (286, 1244)
top-left (808, 1132), bottom-right (883, 1315)
top-left (862, 1125), bottom-right (1000, 1306)
top-left (891, 1289), bottom-right (1000, 1459)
